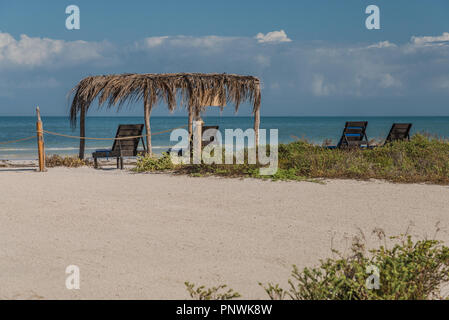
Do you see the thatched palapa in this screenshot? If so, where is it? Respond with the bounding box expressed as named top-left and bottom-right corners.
top-left (69, 73), bottom-right (261, 159)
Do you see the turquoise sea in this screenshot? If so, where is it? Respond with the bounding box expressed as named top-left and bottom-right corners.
top-left (1, 116), bottom-right (449, 159)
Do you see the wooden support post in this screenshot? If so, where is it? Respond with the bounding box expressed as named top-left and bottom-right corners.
top-left (192, 113), bottom-right (203, 164)
top-left (79, 105), bottom-right (86, 159)
top-left (188, 105), bottom-right (193, 143)
top-left (254, 107), bottom-right (260, 162)
top-left (188, 105), bottom-right (193, 159)
top-left (144, 96), bottom-right (152, 156)
top-left (36, 107), bottom-right (46, 172)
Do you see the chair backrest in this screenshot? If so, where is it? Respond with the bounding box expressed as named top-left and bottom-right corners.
top-left (111, 124), bottom-right (145, 155)
top-left (385, 123), bottom-right (412, 144)
top-left (337, 121), bottom-right (369, 148)
top-left (202, 126), bottom-right (219, 147)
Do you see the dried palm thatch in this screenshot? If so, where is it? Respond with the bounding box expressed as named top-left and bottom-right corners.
top-left (69, 73), bottom-right (261, 159)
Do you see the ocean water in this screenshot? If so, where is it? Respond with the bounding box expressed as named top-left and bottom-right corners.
top-left (1, 116), bottom-right (449, 159)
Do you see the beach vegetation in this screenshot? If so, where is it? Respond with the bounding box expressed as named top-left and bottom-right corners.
top-left (136, 134), bottom-right (449, 184)
top-left (187, 229), bottom-right (449, 300)
top-left (46, 154), bottom-right (92, 168)
top-left (133, 152), bottom-right (175, 172)
top-left (184, 282), bottom-right (241, 300)
top-left (276, 133), bottom-right (449, 184)
top-left (260, 229), bottom-right (449, 300)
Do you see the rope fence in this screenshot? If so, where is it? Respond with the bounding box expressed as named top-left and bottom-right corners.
top-left (0, 125), bottom-right (187, 145)
top-left (42, 125), bottom-right (187, 140)
top-left (1, 107), bottom-right (189, 173)
top-left (0, 135), bottom-right (37, 145)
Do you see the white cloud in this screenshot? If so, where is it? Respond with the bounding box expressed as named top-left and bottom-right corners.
top-left (1, 30), bottom-right (449, 112)
top-left (411, 32), bottom-right (449, 46)
top-left (143, 36), bottom-right (169, 48)
top-left (255, 30), bottom-right (292, 44)
top-left (0, 32), bottom-right (109, 68)
top-left (140, 35), bottom-right (238, 50)
top-left (141, 31), bottom-right (292, 50)
top-left (367, 41), bottom-right (397, 49)
top-left (171, 35), bottom-right (238, 48)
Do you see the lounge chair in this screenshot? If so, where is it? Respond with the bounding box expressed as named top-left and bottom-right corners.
top-left (92, 124), bottom-right (146, 169)
top-left (328, 121), bottom-right (369, 149)
top-left (383, 123), bottom-right (412, 145)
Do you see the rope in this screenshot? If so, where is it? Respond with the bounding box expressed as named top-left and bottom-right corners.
top-left (0, 125), bottom-right (186, 148)
top-left (42, 125), bottom-right (187, 140)
top-left (0, 135), bottom-right (36, 145)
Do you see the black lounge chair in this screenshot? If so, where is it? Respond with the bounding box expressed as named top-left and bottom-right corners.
top-left (328, 121), bottom-right (369, 149)
top-left (383, 123), bottom-right (412, 145)
top-left (92, 124), bottom-right (146, 169)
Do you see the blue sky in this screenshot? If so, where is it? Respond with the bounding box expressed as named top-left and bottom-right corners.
top-left (1, 0), bottom-right (449, 116)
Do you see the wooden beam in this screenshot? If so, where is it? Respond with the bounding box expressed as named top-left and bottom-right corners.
top-left (79, 105), bottom-right (86, 159)
top-left (254, 107), bottom-right (260, 161)
top-left (193, 114), bottom-right (203, 164)
top-left (144, 96), bottom-right (152, 156)
top-left (188, 104), bottom-right (193, 142)
top-left (187, 105), bottom-right (194, 159)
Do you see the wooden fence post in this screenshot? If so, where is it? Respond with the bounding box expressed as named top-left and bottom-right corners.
top-left (36, 107), bottom-right (46, 172)
top-left (192, 117), bottom-right (203, 164)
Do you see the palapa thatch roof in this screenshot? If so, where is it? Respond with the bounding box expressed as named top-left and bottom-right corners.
top-left (69, 73), bottom-right (261, 125)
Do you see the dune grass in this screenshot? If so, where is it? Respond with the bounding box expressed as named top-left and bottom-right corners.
top-left (274, 133), bottom-right (449, 184)
top-left (46, 154), bottom-right (92, 168)
top-left (134, 134), bottom-right (449, 184)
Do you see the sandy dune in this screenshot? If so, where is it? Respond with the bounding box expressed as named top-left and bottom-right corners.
top-left (0, 167), bottom-right (448, 299)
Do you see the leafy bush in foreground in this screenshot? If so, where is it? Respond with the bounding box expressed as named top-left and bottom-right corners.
top-left (188, 231), bottom-right (449, 300)
top-left (261, 233), bottom-right (449, 300)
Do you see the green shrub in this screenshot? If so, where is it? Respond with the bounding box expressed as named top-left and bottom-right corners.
top-left (134, 134), bottom-right (449, 184)
top-left (186, 230), bottom-right (449, 300)
top-left (46, 155), bottom-right (91, 168)
top-left (185, 282), bottom-right (241, 300)
top-left (133, 152), bottom-right (174, 172)
top-left (276, 134), bottom-right (449, 184)
top-left (274, 134), bottom-right (449, 183)
top-left (260, 231), bottom-right (449, 300)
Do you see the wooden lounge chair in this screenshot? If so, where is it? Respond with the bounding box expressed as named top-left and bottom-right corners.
top-left (92, 124), bottom-right (146, 169)
top-left (384, 123), bottom-right (412, 145)
top-left (328, 121), bottom-right (369, 149)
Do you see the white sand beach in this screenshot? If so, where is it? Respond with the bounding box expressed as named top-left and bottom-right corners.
top-left (0, 166), bottom-right (448, 299)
